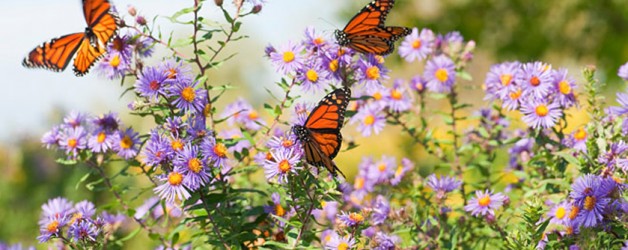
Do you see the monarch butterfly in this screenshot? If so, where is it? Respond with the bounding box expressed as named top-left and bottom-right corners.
top-left (292, 87), bottom-right (351, 178)
top-left (22, 0), bottom-right (117, 76)
top-left (335, 0), bottom-right (410, 55)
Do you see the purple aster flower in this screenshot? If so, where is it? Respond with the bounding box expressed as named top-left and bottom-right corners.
top-left (221, 98), bottom-right (265, 130)
top-left (100, 211), bottom-right (125, 232)
top-left (154, 167), bottom-right (191, 202)
top-left (337, 211), bottom-right (365, 227)
top-left (68, 219), bottom-right (99, 242)
top-left (547, 200), bottom-right (571, 225)
top-left (264, 44), bottom-right (276, 57)
top-left (619, 62), bottom-right (628, 81)
top-left (520, 100), bottom-right (562, 129)
top-left (263, 192), bottom-right (289, 226)
top-left (59, 127), bottom-right (87, 158)
top-left (201, 136), bottom-right (229, 168)
top-left (398, 27), bottom-right (435, 62)
top-left (384, 79), bottom-right (412, 112)
top-left (370, 155), bottom-right (396, 184)
top-left (63, 111), bottom-right (87, 129)
top-left (37, 215), bottom-right (69, 242)
top-left (88, 129), bottom-right (114, 153)
top-left (426, 174), bottom-right (462, 200)
top-left (41, 125), bottom-right (62, 149)
top-left (484, 61), bottom-right (522, 100)
top-left (320, 45), bottom-right (354, 81)
top-left (134, 35), bottom-right (155, 58)
top-left (134, 197), bottom-right (182, 220)
top-left (174, 145), bottom-right (211, 191)
top-left (135, 65), bottom-right (172, 101)
top-left (391, 158), bottom-right (414, 186)
top-left (291, 102), bottom-right (314, 125)
top-left (112, 127), bottom-right (140, 159)
top-left (357, 54), bottom-right (389, 88)
top-left (303, 26), bottom-right (329, 51)
top-left (598, 141), bottom-right (628, 168)
top-left (91, 112), bottom-right (120, 132)
top-left (325, 233), bottom-right (356, 250)
top-left (464, 190), bottom-right (508, 217)
top-left (267, 130), bottom-right (300, 152)
top-left (609, 92), bottom-right (628, 116)
top-left (562, 126), bottom-right (588, 154)
top-left (73, 200), bottom-right (96, 220)
top-left (424, 55), bottom-right (456, 93)
top-left (41, 197), bottom-right (74, 219)
top-left (97, 52), bottom-right (130, 80)
top-left (521, 62), bottom-right (552, 99)
top-left (297, 61), bottom-right (329, 93)
top-left (313, 200), bottom-right (338, 222)
top-left (160, 60), bottom-right (193, 82)
top-left (371, 195), bottom-right (390, 225)
top-left (164, 117), bottom-right (185, 137)
top-left (187, 115), bottom-right (209, 139)
top-left (410, 75), bottom-right (426, 93)
top-left (350, 103), bottom-right (386, 137)
top-left (372, 232), bottom-right (399, 250)
top-left (168, 79), bottom-right (207, 114)
top-left (552, 68), bottom-right (577, 108)
top-left (570, 174), bottom-right (613, 227)
top-left (142, 130), bottom-right (171, 167)
top-left (263, 148), bottom-right (301, 184)
top-left (270, 41), bottom-right (304, 74)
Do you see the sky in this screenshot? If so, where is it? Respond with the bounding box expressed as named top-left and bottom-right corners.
top-left (0, 0), bottom-right (346, 143)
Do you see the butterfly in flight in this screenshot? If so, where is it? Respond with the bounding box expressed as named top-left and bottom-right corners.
top-left (22, 0), bottom-right (118, 76)
top-left (335, 0), bottom-right (410, 55)
top-left (292, 87), bottom-right (351, 178)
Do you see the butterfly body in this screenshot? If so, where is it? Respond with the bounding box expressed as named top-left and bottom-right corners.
top-left (293, 88), bottom-right (351, 177)
top-left (335, 0), bottom-right (410, 55)
top-left (22, 0), bottom-right (117, 76)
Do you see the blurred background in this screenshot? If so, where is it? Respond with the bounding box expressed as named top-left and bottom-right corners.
top-left (2, 0), bottom-right (628, 247)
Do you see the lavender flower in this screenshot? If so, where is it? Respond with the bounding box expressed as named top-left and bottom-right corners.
top-left (619, 62), bottom-right (628, 81)
top-left (357, 54), bottom-right (389, 88)
top-left (426, 174), bottom-right (462, 200)
top-left (112, 127), bottom-right (140, 159)
top-left (263, 148), bottom-right (301, 184)
top-left (201, 136), bottom-right (228, 168)
top-left (325, 233), bottom-right (356, 250)
top-left (371, 195), bottom-right (390, 225)
top-left (59, 127), bottom-right (87, 158)
top-left (521, 62), bottom-right (552, 99)
top-left (270, 41), bottom-right (304, 74)
top-left (424, 55), bottom-right (456, 93)
top-left (570, 174), bottom-right (613, 227)
top-left (174, 145), bottom-right (210, 190)
top-left (398, 28), bottom-right (435, 62)
top-left (337, 211), bottom-right (364, 227)
top-left (135, 66), bottom-right (172, 101)
top-left (168, 80), bottom-right (207, 114)
top-left (464, 190), bottom-right (508, 217)
top-left (154, 167), bottom-right (191, 202)
top-left (68, 219), bottom-right (99, 242)
top-left (384, 79), bottom-right (412, 112)
top-left (350, 103), bottom-right (386, 137)
top-left (552, 68), bottom-right (577, 108)
top-left (520, 100), bottom-right (562, 129)
top-left (484, 61), bottom-right (522, 100)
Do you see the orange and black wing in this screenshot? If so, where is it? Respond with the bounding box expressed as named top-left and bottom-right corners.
top-left (22, 33), bottom-right (86, 72)
top-left (344, 26), bottom-right (410, 55)
top-left (73, 38), bottom-right (106, 76)
top-left (342, 0), bottom-right (395, 34)
top-left (74, 0), bottom-right (117, 75)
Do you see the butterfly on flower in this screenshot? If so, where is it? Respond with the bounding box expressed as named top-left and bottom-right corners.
top-left (335, 0), bottom-right (410, 55)
top-left (22, 0), bottom-right (118, 76)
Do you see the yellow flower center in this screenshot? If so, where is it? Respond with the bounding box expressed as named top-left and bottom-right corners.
top-left (354, 177), bottom-right (365, 189)
top-left (67, 138), bottom-right (77, 148)
top-left (203, 103), bottom-right (212, 118)
top-left (274, 204), bottom-right (285, 217)
top-left (282, 51), bottom-right (295, 63)
top-left (415, 81), bottom-right (424, 91)
top-left (558, 80), bottom-right (571, 94)
top-left (329, 59), bottom-right (339, 72)
top-left (188, 158), bottom-right (202, 173)
top-left (395, 165), bottom-right (403, 176)
top-left (109, 55), bottom-right (120, 67)
top-left (363, 115), bottom-right (375, 125)
top-left (565, 226), bottom-right (574, 235)
top-left (168, 172), bottom-right (183, 185)
top-left (97, 132), bottom-right (106, 143)
top-left (120, 135), bottom-right (133, 149)
top-left (281, 139), bottom-right (293, 148)
top-left (555, 206), bottom-right (566, 219)
top-left (391, 89), bottom-right (403, 100)
top-left (349, 212), bottom-right (364, 223)
top-left (478, 195), bottom-right (491, 207)
top-left (366, 66), bottom-right (380, 80)
top-left (150, 80), bottom-right (160, 90)
top-left (338, 242), bottom-right (349, 250)
top-left (535, 104), bottom-right (549, 117)
top-left (509, 88), bottom-right (522, 100)
top-left (314, 37), bottom-right (324, 45)
top-left (435, 68), bottom-right (449, 82)
top-left (306, 69), bottom-right (319, 82)
top-left (167, 69), bottom-right (177, 79)
top-left (278, 159), bottom-right (291, 173)
top-left (574, 127), bottom-right (587, 141)
top-left (583, 196), bottom-right (596, 211)
top-left (213, 143), bottom-right (228, 158)
top-left (372, 92), bottom-right (383, 100)
top-left (378, 163), bottom-right (387, 172)
top-left (412, 39), bottom-right (422, 49)
top-left (248, 110), bottom-right (259, 120)
top-left (568, 205), bottom-right (579, 220)
top-left (530, 76), bottom-right (540, 86)
top-left (500, 74), bottom-right (512, 86)
top-left (181, 87), bottom-right (196, 102)
top-left (375, 55), bottom-right (385, 64)
top-left (171, 139), bottom-right (184, 151)
top-left (47, 220), bottom-right (60, 233)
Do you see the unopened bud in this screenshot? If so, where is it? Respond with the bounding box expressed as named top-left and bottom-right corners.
top-left (127, 5), bottom-right (137, 16)
top-left (252, 4), bottom-right (262, 14)
top-left (215, 0), bottom-right (223, 6)
top-left (136, 16), bottom-right (147, 26)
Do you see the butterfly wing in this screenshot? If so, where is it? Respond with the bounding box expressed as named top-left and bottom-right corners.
top-left (345, 26), bottom-right (410, 55)
top-left (73, 38), bottom-right (106, 76)
top-left (342, 0), bottom-right (395, 34)
top-left (22, 33), bottom-right (86, 72)
top-left (83, 0), bottom-right (112, 27)
top-left (299, 87), bottom-right (351, 176)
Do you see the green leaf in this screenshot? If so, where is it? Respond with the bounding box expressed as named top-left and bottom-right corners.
top-left (554, 150), bottom-right (580, 167)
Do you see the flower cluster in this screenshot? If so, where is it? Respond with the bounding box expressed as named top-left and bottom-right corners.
top-left (484, 61), bottom-right (578, 129)
top-left (37, 197), bottom-right (125, 244)
top-left (96, 33), bottom-right (155, 80)
top-left (41, 112), bottom-right (140, 160)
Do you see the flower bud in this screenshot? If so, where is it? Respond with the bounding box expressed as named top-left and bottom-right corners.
top-left (214, 0), bottom-right (223, 6)
top-left (136, 16), bottom-right (147, 26)
top-left (127, 5), bottom-right (137, 16)
top-left (252, 4), bottom-right (262, 14)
